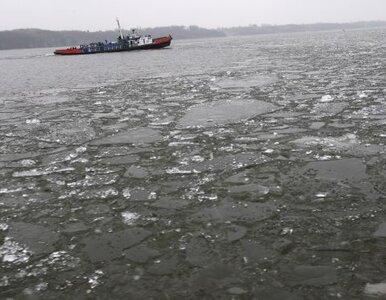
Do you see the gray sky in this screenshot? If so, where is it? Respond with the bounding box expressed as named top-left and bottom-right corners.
top-left (1, 0), bottom-right (385, 31)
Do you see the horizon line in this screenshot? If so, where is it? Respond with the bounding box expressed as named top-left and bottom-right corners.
top-left (1, 19), bottom-right (386, 32)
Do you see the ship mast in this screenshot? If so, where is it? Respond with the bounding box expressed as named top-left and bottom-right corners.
top-left (116, 18), bottom-right (124, 40)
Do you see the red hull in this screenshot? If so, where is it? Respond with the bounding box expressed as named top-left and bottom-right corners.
top-left (54, 36), bottom-right (172, 55)
top-left (54, 48), bottom-right (83, 55)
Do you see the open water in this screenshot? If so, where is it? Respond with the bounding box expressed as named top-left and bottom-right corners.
top-left (1, 29), bottom-right (386, 299)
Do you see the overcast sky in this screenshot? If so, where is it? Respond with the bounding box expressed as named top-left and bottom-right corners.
top-left (1, 0), bottom-right (385, 31)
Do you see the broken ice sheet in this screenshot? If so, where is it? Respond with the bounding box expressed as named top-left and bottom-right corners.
top-left (67, 174), bottom-right (119, 187)
top-left (290, 134), bottom-right (385, 156)
top-left (215, 75), bottom-right (278, 90)
top-left (302, 158), bottom-right (367, 182)
top-left (170, 153), bottom-right (272, 174)
top-left (291, 134), bottom-right (358, 150)
top-left (284, 265), bottom-right (338, 287)
top-left (76, 187), bottom-right (119, 200)
top-left (364, 282), bottom-right (386, 296)
top-left (35, 119), bottom-right (96, 144)
top-left (191, 201), bottom-right (276, 223)
top-left (123, 165), bottom-right (150, 179)
top-left (311, 102), bottom-right (347, 116)
top-left (228, 184), bottom-right (270, 197)
top-left (177, 99), bottom-right (278, 128)
top-left (124, 244), bottom-right (160, 263)
top-left (7, 222), bottom-right (59, 255)
top-left (373, 222), bottom-right (386, 238)
top-left (150, 197), bottom-right (190, 210)
top-left (13, 166), bottom-right (75, 177)
top-left (89, 127), bottom-right (162, 145)
top-left (83, 228), bottom-right (152, 262)
top-left (185, 237), bottom-right (214, 267)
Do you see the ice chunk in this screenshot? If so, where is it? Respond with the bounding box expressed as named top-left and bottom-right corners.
top-left (89, 270), bottom-right (104, 289)
top-left (124, 244), bottom-right (160, 263)
top-left (122, 187), bottom-right (157, 202)
top-left (150, 197), bottom-right (189, 210)
top-left (77, 187), bottom-right (119, 200)
top-left (173, 153), bottom-right (271, 174)
top-left (13, 166), bottom-right (74, 177)
top-left (0, 223), bottom-right (9, 231)
top-left (364, 283), bottom-right (386, 296)
top-left (315, 192), bottom-right (328, 198)
top-left (178, 99), bottom-right (278, 128)
top-left (0, 188), bottom-right (24, 194)
top-left (373, 222), bottom-right (386, 238)
top-left (8, 222), bottom-right (59, 255)
top-left (216, 75), bottom-right (278, 90)
top-left (285, 265), bottom-right (338, 286)
top-left (121, 212), bottom-right (140, 225)
top-left (320, 95), bottom-right (334, 102)
top-left (122, 188), bottom-right (132, 199)
top-left (302, 159), bottom-right (367, 182)
top-left (166, 167), bottom-right (200, 175)
top-left (312, 102), bottom-right (347, 116)
top-left (191, 201), bottom-right (276, 223)
top-left (264, 149), bottom-right (274, 154)
top-left (0, 238), bottom-right (31, 264)
top-left (26, 118), bottom-right (41, 124)
top-left (20, 159), bottom-right (36, 167)
top-left (228, 287), bottom-right (247, 295)
top-left (90, 127), bottom-right (161, 145)
top-left (358, 91), bottom-right (368, 99)
top-left (124, 166), bottom-right (150, 179)
top-left (67, 174), bottom-right (119, 187)
top-left (191, 155), bottom-right (205, 162)
top-left (83, 228), bottom-right (152, 262)
top-left (198, 194), bottom-right (218, 202)
top-left (42, 251), bottom-right (80, 271)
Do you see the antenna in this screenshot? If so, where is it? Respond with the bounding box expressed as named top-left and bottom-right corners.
top-left (116, 18), bottom-right (124, 40)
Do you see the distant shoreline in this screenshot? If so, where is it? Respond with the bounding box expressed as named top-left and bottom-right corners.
top-left (1, 21), bottom-right (385, 51)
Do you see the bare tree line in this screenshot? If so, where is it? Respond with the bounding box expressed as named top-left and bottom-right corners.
top-left (0, 21), bottom-right (385, 50)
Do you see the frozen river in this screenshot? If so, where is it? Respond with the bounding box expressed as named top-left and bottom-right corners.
top-left (1, 29), bottom-right (386, 299)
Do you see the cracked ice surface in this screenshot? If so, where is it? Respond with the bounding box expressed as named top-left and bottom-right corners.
top-left (1, 29), bottom-right (386, 299)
